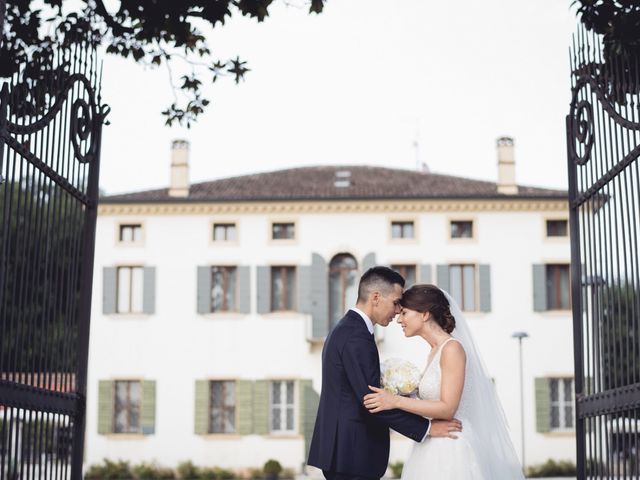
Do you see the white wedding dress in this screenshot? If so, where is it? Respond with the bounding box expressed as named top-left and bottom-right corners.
top-left (401, 338), bottom-right (484, 479)
top-left (401, 291), bottom-right (525, 480)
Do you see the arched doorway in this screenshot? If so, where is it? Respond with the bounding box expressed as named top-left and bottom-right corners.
top-left (329, 254), bottom-right (358, 329)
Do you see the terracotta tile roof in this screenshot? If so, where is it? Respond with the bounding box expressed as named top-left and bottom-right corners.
top-left (101, 165), bottom-right (566, 203)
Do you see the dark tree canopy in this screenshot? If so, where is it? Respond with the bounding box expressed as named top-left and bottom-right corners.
top-left (574, 0), bottom-right (640, 59)
top-left (572, 1), bottom-right (640, 101)
top-left (1, 0), bottom-right (325, 127)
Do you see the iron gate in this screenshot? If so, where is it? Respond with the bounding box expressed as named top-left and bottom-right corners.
top-left (0, 30), bottom-right (106, 479)
top-left (568, 27), bottom-right (640, 479)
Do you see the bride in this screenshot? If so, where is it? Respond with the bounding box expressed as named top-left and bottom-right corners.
top-left (363, 284), bottom-right (524, 479)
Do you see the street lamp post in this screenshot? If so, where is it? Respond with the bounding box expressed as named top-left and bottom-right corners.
top-left (512, 331), bottom-right (529, 472)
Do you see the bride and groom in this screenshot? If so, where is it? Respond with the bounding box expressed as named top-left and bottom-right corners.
top-left (307, 266), bottom-right (523, 479)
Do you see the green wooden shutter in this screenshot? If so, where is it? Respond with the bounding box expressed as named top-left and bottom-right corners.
top-left (256, 267), bottom-right (270, 314)
top-left (252, 380), bottom-right (270, 435)
top-left (533, 264), bottom-right (547, 312)
top-left (298, 379), bottom-right (320, 459)
top-left (310, 253), bottom-right (329, 338)
top-left (194, 380), bottom-right (210, 435)
top-left (419, 264), bottom-right (432, 284)
top-left (297, 266), bottom-right (311, 314)
top-left (479, 264), bottom-right (491, 312)
top-left (141, 380), bottom-right (156, 435)
top-left (237, 266), bottom-right (251, 314)
top-left (98, 380), bottom-right (114, 434)
top-left (436, 264), bottom-right (450, 290)
top-left (362, 252), bottom-right (376, 273)
top-left (143, 267), bottom-right (156, 314)
top-left (197, 267), bottom-right (212, 314)
top-left (236, 380), bottom-right (253, 435)
top-left (535, 377), bottom-right (551, 433)
top-left (103, 268), bottom-right (117, 314)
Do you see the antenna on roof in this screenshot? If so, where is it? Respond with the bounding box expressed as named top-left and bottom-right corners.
top-left (413, 122), bottom-right (429, 172)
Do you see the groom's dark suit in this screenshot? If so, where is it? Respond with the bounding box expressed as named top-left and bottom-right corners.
top-left (307, 310), bottom-right (430, 479)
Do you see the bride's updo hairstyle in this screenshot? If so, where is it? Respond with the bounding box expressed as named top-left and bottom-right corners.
top-left (400, 284), bottom-right (456, 333)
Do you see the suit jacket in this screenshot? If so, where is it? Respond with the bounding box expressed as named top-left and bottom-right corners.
top-left (307, 310), bottom-right (430, 478)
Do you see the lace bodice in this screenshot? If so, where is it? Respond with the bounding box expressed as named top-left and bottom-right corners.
top-left (417, 337), bottom-right (471, 421)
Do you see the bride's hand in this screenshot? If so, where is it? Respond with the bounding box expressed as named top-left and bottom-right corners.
top-left (364, 385), bottom-right (399, 412)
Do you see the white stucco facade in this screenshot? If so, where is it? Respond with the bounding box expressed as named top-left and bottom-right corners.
top-left (86, 177), bottom-right (575, 473)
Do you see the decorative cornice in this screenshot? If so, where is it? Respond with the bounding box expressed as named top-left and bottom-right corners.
top-left (98, 199), bottom-right (569, 216)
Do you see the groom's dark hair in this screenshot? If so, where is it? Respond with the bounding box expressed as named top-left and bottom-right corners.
top-left (357, 266), bottom-right (405, 303)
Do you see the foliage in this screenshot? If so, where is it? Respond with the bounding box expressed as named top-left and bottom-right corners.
top-left (245, 468), bottom-right (264, 480)
top-left (572, 1), bottom-right (640, 100)
top-left (280, 468), bottom-right (295, 480)
top-left (389, 461), bottom-right (404, 478)
top-left (176, 461), bottom-right (200, 480)
top-left (198, 467), bottom-right (235, 480)
top-left (526, 459), bottom-right (577, 477)
top-left (84, 459), bottom-right (133, 479)
top-left (131, 463), bottom-right (176, 479)
top-left (601, 282), bottom-right (639, 391)
top-left (262, 459), bottom-right (282, 475)
top-left (0, 178), bottom-right (84, 375)
top-left (2, 0), bottom-right (325, 127)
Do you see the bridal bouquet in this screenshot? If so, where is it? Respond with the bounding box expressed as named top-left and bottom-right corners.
top-left (379, 358), bottom-right (421, 396)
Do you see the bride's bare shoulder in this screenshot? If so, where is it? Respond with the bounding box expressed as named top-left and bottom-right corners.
top-left (441, 339), bottom-right (466, 363)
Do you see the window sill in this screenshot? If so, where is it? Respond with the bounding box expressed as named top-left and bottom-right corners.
top-left (447, 237), bottom-right (477, 243)
top-left (210, 240), bottom-right (239, 246)
top-left (104, 433), bottom-right (148, 440)
top-left (199, 433), bottom-right (243, 439)
top-left (538, 310), bottom-right (572, 316)
top-left (116, 241), bottom-right (145, 247)
top-left (263, 433), bottom-right (303, 439)
top-left (262, 311), bottom-right (306, 318)
top-left (106, 314), bottom-right (152, 319)
top-left (543, 430), bottom-right (576, 438)
top-left (201, 312), bottom-right (247, 319)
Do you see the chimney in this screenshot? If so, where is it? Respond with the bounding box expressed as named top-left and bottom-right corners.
top-left (496, 136), bottom-right (518, 195)
top-left (169, 139), bottom-right (189, 198)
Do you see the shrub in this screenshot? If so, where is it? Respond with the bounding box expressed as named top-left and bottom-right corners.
top-left (132, 462), bottom-right (175, 479)
top-left (84, 459), bottom-right (132, 479)
top-left (177, 462), bottom-right (200, 480)
top-left (389, 461), bottom-right (404, 479)
top-left (245, 468), bottom-right (263, 480)
top-left (281, 468), bottom-right (295, 479)
top-left (213, 468), bottom-right (235, 480)
top-left (526, 459), bottom-right (577, 477)
top-left (262, 460), bottom-right (282, 475)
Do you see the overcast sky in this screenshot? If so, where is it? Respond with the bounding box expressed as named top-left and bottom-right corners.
top-left (98, 0), bottom-right (577, 195)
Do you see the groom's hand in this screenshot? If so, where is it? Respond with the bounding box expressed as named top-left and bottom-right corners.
top-left (429, 418), bottom-right (463, 439)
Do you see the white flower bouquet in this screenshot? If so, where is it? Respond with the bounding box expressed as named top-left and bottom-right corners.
top-left (380, 358), bottom-right (421, 396)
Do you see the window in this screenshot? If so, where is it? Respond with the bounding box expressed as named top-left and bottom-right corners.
top-left (270, 380), bottom-right (295, 433)
top-left (114, 381), bottom-right (141, 433)
top-left (213, 223), bottom-right (237, 242)
top-left (211, 266), bottom-right (237, 312)
top-left (271, 267), bottom-right (296, 311)
top-left (117, 266), bottom-right (143, 313)
top-left (451, 220), bottom-right (473, 239)
top-left (546, 264), bottom-right (570, 310)
top-left (272, 222), bottom-right (295, 240)
top-left (449, 264), bottom-right (476, 311)
top-left (329, 254), bottom-right (359, 329)
top-left (550, 378), bottom-right (574, 430)
top-left (391, 221), bottom-right (414, 239)
top-left (391, 265), bottom-right (416, 287)
top-left (547, 220), bottom-right (568, 237)
top-left (209, 381), bottom-right (235, 434)
top-left (119, 224), bottom-right (142, 243)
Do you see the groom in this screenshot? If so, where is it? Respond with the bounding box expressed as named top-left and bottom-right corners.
top-left (307, 266), bottom-right (462, 480)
